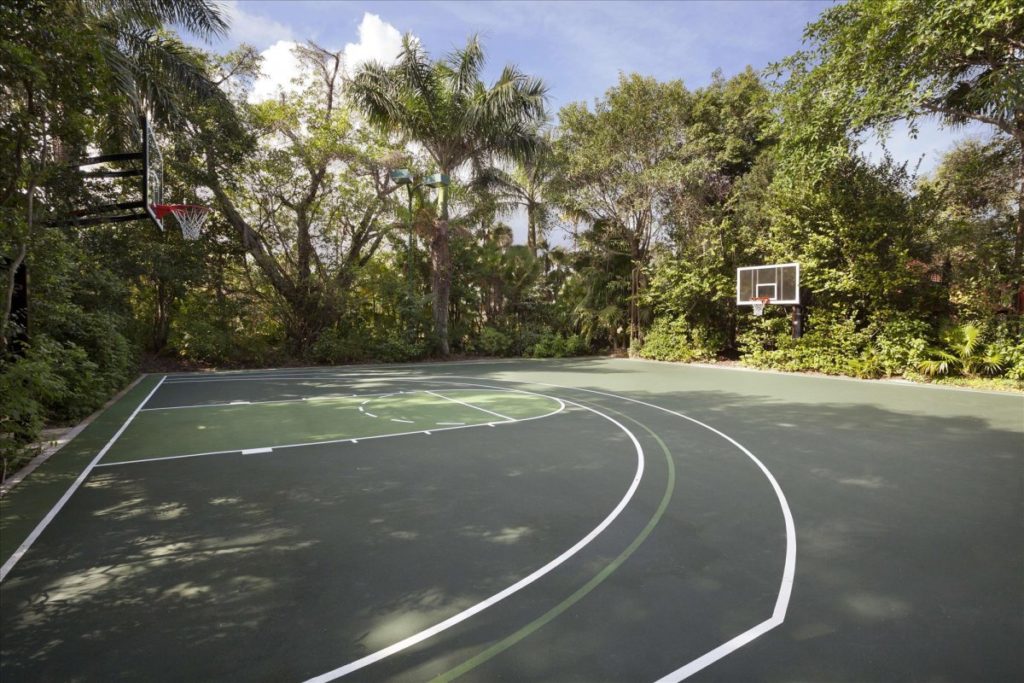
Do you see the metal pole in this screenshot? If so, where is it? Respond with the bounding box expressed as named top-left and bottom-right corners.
top-left (407, 186), bottom-right (414, 296)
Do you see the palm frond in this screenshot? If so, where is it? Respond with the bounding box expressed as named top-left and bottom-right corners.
top-left (99, 0), bottom-right (228, 40)
top-left (447, 34), bottom-right (485, 97)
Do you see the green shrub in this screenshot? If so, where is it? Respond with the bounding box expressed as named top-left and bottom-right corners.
top-left (311, 326), bottom-right (427, 364)
top-left (741, 308), bottom-right (870, 375)
top-left (635, 317), bottom-right (695, 362)
top-left (865, 312), bottom-right (931, 376)
top-left (474, 327), bottom-right (515, 357)
top-left (529, 332), bottom-right (589, 358)
top-left (0, 340), bottom-right (68, 477)
top-left (917, 322), bottom-right (1005, 378)
top-left (988, 322), bottom-right (1024, 381)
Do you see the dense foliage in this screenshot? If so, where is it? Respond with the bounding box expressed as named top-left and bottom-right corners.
top-left (2, 0), bottom-right (1021, 477)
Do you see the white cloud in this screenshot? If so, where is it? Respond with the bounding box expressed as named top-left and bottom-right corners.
top-left (246, 13), bottom-right (403, 104)
top-left (248, 40), bottom-right (303, 103)
top-left (342, 13), bottom-right (404, 74)
top-left (222, 1), bottom-right (294, 49)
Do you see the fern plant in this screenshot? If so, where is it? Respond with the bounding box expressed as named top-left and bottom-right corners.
top-left (917, 324), bottom-right (1004, 377)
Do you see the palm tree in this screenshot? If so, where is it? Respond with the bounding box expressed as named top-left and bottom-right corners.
top-left (475, 131), bottom-right (558, 256)
top-left (350, 34), bottom-right (548, 355)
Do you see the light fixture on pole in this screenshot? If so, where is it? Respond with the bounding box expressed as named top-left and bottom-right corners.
top-left (390, 169), bottom-right (416, 297)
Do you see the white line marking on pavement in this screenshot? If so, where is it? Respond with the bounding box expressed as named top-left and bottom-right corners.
top-left (424, 390), bottom-right (513, 421)
top-left (302, 395), bottom-right (643, 683)
top-left (92, 398), bottom-right (566, 468)
top-left (0, 375), bottom-right (168, 583)
top-left (241, 447), bottom-right (273, 455)
top-left (390, 419), bottom-right (414, 424)
top-left (442, 376), bottom-right (796, 683)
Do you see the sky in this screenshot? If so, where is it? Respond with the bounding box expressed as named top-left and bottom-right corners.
top-left (189, 0), bottom-right (989, 243)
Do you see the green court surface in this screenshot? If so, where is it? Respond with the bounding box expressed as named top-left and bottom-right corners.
top-left (1, 359), bottom-right (1021, 682)
top-left (105, 389), bottom-right (561, 464)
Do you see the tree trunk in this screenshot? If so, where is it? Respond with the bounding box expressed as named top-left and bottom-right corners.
top-left (1, 244), bottom-right (28, 353)
top-left (151, 279), bottom-right (172, 353)
top-left (431, 217), bottom-right (451, 355)
top-left (1013, 150), bottom-right (1023, 314)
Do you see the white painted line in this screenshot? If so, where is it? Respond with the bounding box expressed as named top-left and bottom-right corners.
top-left (625, 356), bottom-right (1024, 398)
top-left (140, 392), bottom-right (386, 412)
top-left (92, 398), bottom-right (567, 469)
top-left (0, 375), bottom-right (168, 583)
top-left (1, 374), bottom-right (146, 498)
top-left (358, 406), bottom-right (364, 412)
top-left (442, 376), bottom-right (796, 682)
top-left (364, 412), bottom-right (377, 418)
top-left (302, 396), bottom-right (644, 683)
top-left (390, 419), bottom-right (414, 424)
top-left (424, 390), bottom-right (513, 421)
top-left (297, 373), bottom-right (793, 680)
top-left (241, 447), bottom-right (273, 455)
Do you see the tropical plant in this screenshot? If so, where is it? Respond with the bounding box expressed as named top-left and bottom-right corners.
top-left (474, 130), bottom-right (559, 256)
top-left (775, 0), bottom-right (1024, 309)
top-left (350, 34), bottom-right (548, 355)
top-left (917, 323), bottom-right (1004, 377)
top-left (555, 73), bottom-right (690, 345)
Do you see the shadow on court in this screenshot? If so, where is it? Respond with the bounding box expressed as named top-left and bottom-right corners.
top-left (1, 363), bottom-right (1020, 682)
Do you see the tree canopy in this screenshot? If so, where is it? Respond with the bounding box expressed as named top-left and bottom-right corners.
top-left (2, 0), bottom-right (1022, 478)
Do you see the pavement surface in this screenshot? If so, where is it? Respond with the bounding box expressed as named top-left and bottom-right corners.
top-left (1, 359), bottom-right (1021, 682)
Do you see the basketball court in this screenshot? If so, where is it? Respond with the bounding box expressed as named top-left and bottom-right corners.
top-left (1, 359), bottom-right (1020, 681)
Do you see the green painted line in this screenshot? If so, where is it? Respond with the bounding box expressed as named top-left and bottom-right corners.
top-left (432, 412), bottom-right (676, 682)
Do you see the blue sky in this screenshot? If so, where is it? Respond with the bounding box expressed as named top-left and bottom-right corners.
top-left (210, 1), bottom-right (985, 169)
top-left (218, 1), bottom-right (831, 110)
top-left (197, 1), bottom-right (987, 242)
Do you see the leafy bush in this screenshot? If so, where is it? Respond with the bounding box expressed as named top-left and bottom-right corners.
top-left (741, 308), bottom-right (871, 375)
top-left (311, 326), bottom-right (427, 364)
top-left (473, 327), bottom-right (515, 357)
top-left (865, 312), bottom-right (931, 377)
top-left (917, 323), bottom-right (1005, 378)
top-left (634, 317), bottom-right (695, 362)
top-left (529, 332), bottom-right (589, 358)
top-left (987, 322), bottom-right (1024, 381)
top-left (171, 293), bottom-right (284, 367)
top-left (0, 331), bottom-right (138, 479)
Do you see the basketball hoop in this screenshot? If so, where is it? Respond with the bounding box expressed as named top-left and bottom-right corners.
top-left (751, 296), bottom-right (771, 316)
top-left (153, 204), bottom-right (210, 241)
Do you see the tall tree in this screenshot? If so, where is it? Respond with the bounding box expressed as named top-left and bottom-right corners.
top-left (1, 0), bottom-right (229, 351)
top-left (196, 43), bottom-right (407, 353)
top-left (776, 0), bottom-right (1024, 309)
top-left (924, 135), bottom-right (1022, 316)
top-left (475, 131), bottom-right (558, 256)
top-left (555, 73), bottom-right (690, 344)
top-left (350, 34), bottom-right (548, 355)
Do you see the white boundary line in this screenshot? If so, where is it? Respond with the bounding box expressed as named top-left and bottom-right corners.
top-left (303, 373), bottom-right (794, 681)
top-left (1, 374), bottom-right (146, 497)
top-left (0, 375), bottom-right (167, 583)
top-left (303, 394), bottom-right (645, 683)
top-left (437, 376), bottom-right (796, 682)
top-left (141, 390), bottom-right (401, 412)
top-left (624, 357), bottom-right (1024, 398)
top-left (424, 390), bottom-right (513, 421)
top-left (92, 395), bottom-right (567, 469)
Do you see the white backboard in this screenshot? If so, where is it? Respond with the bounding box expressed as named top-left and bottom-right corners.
top-left (737, 263), bottom-right (800, 305)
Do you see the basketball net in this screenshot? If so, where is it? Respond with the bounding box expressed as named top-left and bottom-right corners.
top-left (154, 204), bottom-right (210, 241)
top-left (752, 297), bottom-right (770, 316)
